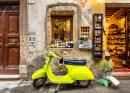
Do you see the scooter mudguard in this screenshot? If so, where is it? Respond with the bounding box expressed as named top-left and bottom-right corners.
top-left (71, 67), bottom-right (94, 80)
top-left (32, 69), bottom-right (47, 79)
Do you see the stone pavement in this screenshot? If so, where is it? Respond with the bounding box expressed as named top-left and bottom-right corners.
top-left (0, 77), bottom-right (130, 93)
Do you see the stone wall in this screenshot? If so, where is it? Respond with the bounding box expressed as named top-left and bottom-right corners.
top-left (26, 0), bottom-right (130, 80)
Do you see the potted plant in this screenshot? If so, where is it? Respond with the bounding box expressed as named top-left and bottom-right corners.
top-left (100, 61), bottom-right (113, 78)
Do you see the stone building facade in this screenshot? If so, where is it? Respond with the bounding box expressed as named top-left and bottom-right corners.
top-left (1, 0), bottom-right (130, 80)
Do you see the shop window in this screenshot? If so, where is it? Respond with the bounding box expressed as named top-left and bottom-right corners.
top-left (51, 16), bottom-right (73, 48)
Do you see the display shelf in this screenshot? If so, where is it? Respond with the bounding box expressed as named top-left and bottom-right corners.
top-left (79, 26), bottom-right (90, 39)
top-left (94, 43), bottom-right (102, 44)
top-left (94, 50), bottom-right (102, 51)
top-left (93, 58), bottom-right (102, 60)
top-left (95, 21), bottom-right (102, 22)
top-left (93, 13), bottom-right (103, 60)
top-left (109, 29), bottom-right (119, 30)
top-left (94, 28), bottom-right (102, 30)
top-left (108, 33), bottom-right (125, 35)
top-left (108, 43), bottom-right (125, 44)
top-left (79, 26), bottom-right (92, 50)
top-left (117, 47), bottom-right (125, 49)
top-left (108, 38), bottom-right (126, 40)
top-left (94, 54), bottom-right (102, 55)
top-left (95, 35), bottom-right (102, 37)
top-left (107, 26), bottom-right (126, 59)
top-left (117, 53), bottom-right (124, 55)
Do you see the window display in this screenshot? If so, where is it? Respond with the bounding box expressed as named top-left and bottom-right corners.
top-left (51, 17), bottom-right (73, 48)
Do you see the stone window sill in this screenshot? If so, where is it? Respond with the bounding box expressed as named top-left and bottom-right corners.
top-left (48, 48), bottom-right (73, 50)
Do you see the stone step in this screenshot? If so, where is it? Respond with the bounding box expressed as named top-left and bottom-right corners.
top-left (0, 75), bottom-right (19, 80)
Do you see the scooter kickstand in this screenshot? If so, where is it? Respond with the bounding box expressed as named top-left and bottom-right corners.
top-left (55, 84), bottom-right (60, 93)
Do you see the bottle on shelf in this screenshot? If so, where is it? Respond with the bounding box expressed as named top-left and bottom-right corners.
top-left (95, 15), bottom-right (97, 21)
top-left (51, 42), bottom-right (54, 48)
top-left (57, 40), bottom-right (59, 48)
top-left (122, 54), bottom-right (126, 66)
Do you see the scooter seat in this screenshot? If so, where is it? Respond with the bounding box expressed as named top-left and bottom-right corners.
top-left (64, 60), bottom-right (86, 66)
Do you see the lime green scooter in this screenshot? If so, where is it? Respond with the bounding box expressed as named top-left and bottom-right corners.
top-left (32, 50), bottom-right (94, 92)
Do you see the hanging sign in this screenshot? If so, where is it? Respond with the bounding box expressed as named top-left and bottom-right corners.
top-left (28, 0), bottom-right (35, 4)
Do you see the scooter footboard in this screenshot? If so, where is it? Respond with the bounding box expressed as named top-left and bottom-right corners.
top-left (32, 69), bottom-right (47, 79)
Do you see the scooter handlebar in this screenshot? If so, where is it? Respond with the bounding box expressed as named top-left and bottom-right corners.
top-left (47, 50), bottom-right (61, 60)
top-left (56, 56), bottom-right (61, 60)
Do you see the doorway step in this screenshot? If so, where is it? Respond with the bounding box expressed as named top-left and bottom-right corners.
top-left (0, 75), bottom-right (19, 80)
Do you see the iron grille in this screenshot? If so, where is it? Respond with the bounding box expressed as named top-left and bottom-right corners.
top-left (6, 4), bottom-right (19, 11)
top-left (0, 4), bottom-right (4, 11)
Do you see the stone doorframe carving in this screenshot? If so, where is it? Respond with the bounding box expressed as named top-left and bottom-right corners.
top-left (45, 3), bottom-right (81, 50)
top-left (19, 0), bottom-right (28, 80)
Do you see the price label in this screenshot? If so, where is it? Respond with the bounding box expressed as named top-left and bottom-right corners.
top-left (107, 76), bottom-right (120, 86)
top-left (28, 0), bottom-right (35, 4)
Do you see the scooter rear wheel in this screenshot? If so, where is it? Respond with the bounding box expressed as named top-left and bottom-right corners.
top-left (33, 77), bottom-right (46, 88)
top-left (78, 80), bottom-right (91, 87)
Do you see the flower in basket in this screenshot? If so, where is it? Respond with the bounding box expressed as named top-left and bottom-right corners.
top-left (100, 61), bottom-right (113, 78)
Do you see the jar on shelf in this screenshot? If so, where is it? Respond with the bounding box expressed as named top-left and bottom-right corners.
top-left (95, 15), bottom-right (98, 21)
top-left (98, 15), bottom-right (102, 21)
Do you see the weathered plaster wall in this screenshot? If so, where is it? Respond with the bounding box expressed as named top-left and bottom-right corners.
top-left (27, 0), bottom-right (130, 80)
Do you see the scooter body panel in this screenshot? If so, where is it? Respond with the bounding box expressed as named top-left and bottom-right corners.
top-left (70, 66), bottom-right (94, 80)
top-left (48, 74), bottom-right (75, 84)
top-left (65, 65), bottom-right (94, 80)
top-left (32, 69), bottom-right (47, 79)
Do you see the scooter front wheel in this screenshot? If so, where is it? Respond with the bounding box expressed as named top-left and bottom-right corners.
top-left (78, 80), bottom-right (91, 87)
top-left (33, 77), bottom-right (46, 88)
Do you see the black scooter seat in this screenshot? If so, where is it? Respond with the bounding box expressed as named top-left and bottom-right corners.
top-left (64, 60), bottom-right (86, 66)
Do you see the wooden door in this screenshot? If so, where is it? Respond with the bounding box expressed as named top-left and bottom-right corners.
top-left (4, 12), bottom-right (20, 74)
top-left (126, 11), bottom-right (130, 68)
top-left (0, 12), bottom-right (4, 74)
top-left (0, 3), bottom-right (19, 75)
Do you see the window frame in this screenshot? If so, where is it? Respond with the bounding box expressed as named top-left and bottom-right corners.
top-left (51, 16), bottom-right (73, 41)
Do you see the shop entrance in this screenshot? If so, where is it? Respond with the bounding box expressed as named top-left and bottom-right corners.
top-left (126, 11), bottom-right (130, 68)
top-left (0, 3), bottom-right (20, 74)
top-left (105, 7), bottom-right (130, 72)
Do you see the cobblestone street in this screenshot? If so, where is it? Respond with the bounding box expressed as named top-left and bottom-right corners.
top-left (0, 77), bottom-right (130, 93)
